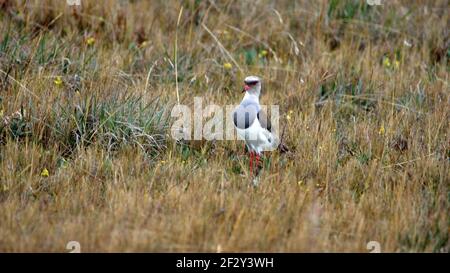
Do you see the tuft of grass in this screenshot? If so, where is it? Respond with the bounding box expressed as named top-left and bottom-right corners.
top-left (54, 94), bottom-right (170, 158)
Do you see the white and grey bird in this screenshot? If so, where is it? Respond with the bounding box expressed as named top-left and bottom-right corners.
top-left (232, 76), bottom-right (288, 180)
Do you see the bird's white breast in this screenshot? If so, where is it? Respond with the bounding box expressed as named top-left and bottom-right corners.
top-left (235, 119), bottom-right (275, 154)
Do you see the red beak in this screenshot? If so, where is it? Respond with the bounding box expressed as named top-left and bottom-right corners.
top-left (242, 84), bottom-right (250, 93)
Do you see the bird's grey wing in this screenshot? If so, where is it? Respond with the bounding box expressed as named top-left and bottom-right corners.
top-left (257, 108), bottom-right (272, 132)
top-left (233, 104), bottom-right (258, 129)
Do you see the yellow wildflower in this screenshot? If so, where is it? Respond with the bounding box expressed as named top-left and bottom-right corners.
top-left (378, 124), bottom-right (385, 135)
top-left (286, 114), bottom-right (291, 121)
top-left (382, 57), bottom-right (391, 68)
top-left (223, 62), bottom-right (232, 70)
top-left (41, 168), bottom-right (49, 177)
top-left (140, 41), bottom-right (149, 48)
top-left (54, 76), bottom-right (63, 87)
top-left (86, 37), bottom-right (95, 46)
top-left (394, 60), bottom-right (400, 69)
top-left (297, 180), bottom-right (304, 186)
top-left (258, 49), bottom-right (268, 58)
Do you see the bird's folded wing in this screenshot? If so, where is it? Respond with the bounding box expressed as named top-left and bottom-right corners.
top-left (257, 109), bottom-right (272, 132)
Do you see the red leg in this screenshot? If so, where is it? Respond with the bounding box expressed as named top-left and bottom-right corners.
top-left (255, 153), bottom-right (261, 175)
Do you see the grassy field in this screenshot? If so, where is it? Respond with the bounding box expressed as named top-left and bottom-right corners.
top-left (0, 0), bottom-right (448, 252)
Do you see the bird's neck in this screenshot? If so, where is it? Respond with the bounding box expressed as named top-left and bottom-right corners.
top-left (243, 93), bottom-right (260, 104)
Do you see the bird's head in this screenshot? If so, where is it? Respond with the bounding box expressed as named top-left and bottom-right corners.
top-left (242, 76), bottom-right (261, 97)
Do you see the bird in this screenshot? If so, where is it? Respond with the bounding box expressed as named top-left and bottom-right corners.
top-left (232, 76), bottom-right (288, 183)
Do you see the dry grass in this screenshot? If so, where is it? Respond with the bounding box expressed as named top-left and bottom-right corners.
top-left (0, 0), bottom-right (448, 252)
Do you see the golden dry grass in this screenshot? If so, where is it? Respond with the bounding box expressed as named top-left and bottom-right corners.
top-left (0, 0), bottom-right (448, 252)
